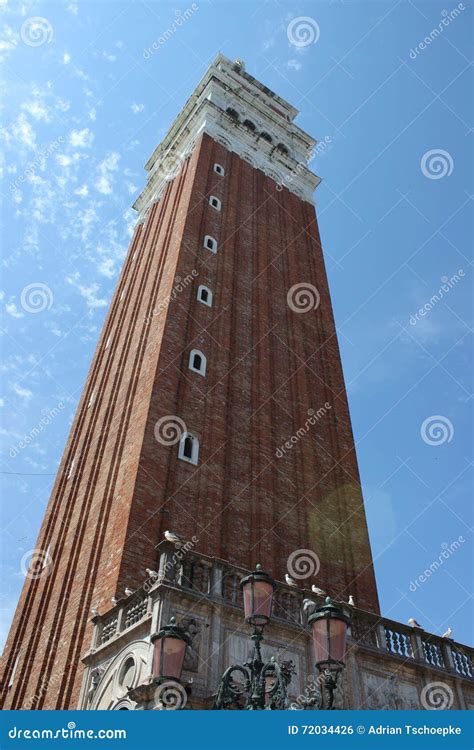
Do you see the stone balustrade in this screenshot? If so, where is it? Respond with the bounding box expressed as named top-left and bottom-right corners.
top-left (92, 548), bottom-right (473, 686)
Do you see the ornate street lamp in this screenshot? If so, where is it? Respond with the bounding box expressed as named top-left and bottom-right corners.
top-left (306, 597), bottom-right (351, 709)
top-left (215, 565), bottom-right (294, 710)
top-left (152, 616), bottom-right (190, 681)
top-left (214, 568), bottom-right (351, 711)
top-left (128, 616), bottom-right (191, 710)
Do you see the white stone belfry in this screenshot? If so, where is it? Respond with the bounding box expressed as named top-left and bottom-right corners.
top-left (133, 54), bottom-right (321, 222)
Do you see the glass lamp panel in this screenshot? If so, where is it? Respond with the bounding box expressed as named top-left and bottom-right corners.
top-left (312, 617), bottom-right (330, 664)
top-left (251, 580), bottom-right (274, 623)
top-left (153, 636), bottom-right (186, 679)
top-left (328, 617), bottom-right (348, 662)
top-left (242, 582), bottom-right (253, 621)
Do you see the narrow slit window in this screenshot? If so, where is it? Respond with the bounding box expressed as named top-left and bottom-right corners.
top-left (203, 235), bottom-right (218, 253)
top-left (197, 285), bottom-right (213, 307)
top-left (178, 432), bottom-right (199, 465)
top-left (214, 164), bottom-right (224, 176)
top-left (209, 195), bottom-right (221, 211)
top-left (188, 349), bottom-right (207, 376)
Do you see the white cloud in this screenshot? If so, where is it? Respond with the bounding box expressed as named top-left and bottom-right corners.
top-left (102, 51), bottom-right (116, 62)
top-left (69, 128), bottom-right (93, 148)
top-left (56, 154), bottom-right (72, 167)
top-left (5, 302), bottom-right (24, 319)
top-left (74, 185), bottom-right (89, 197)
top-left (13, 113), bottom-right (37, 150)
top-left (98, 257), bottom-right (116, 279)
top-left (22, 99), bottom-right (51, 122)
top-left (287, 59), bottom-right (302, 71)
top-left (131, 103), bottom-right (144, 114)
top-left (66, 273), bottom-right (107, 309)
top-left (95, 152), bottom-right (120, 195)
top-left (12, 383), bottom-right (33, 400)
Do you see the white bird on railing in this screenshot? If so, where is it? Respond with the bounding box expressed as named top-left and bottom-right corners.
top-left (146, 568), bottom-right (159, 578)
top-left (302, 598), bottom-right (317, 617)
top-left (285, 574), bottom-right (298, 587)
top-left (311, 585), bottom-right (326, 597)
top-left (408, 618), bottom-right (422, 628)
top-left (164, 530), bottom-right (183, 547)
top-left (441, 627), bottom-right (453, 639)
top-left (91, 607), bottom-right (99, 617)
top-left (111, 595), bottom-right (118, 606)
top-left (124, 587), bottom-right (134, 597)
top-left (348, 595), bottom-right (355, 606)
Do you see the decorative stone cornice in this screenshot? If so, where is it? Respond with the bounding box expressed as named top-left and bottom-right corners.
top-left (133, 54), bottom-right (321, 222)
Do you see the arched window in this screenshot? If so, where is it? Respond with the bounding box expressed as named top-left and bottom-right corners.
top-left (259, 131), bottom-right (273, 143)
top-left (178, 432), bottom-right (199, 465)
top-left (209, 195), bottom-right (221, 211)
top-left (226, 107), bottom-right (239, 121)
top-left (197, 285), bottom-right (213, 307)
top-left (277, 143), bottom-right (289, 155)
top-left (214, 163), bottom-right (225, 176)
top-left (189, 349), bottom-right (207, 376)
top-left (203, 235), bottom-right (218, 253)
top-left (243, 119), bottom-right (256, 132)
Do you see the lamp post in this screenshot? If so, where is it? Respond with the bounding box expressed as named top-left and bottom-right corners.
top-left (150, 616), bottom-right (190, 710)
top-left (152, 616), bottom-right (189, 681)
top-left (214, 564), bottom-right (295, 710)
top-left (306, 597), bottom-right (351, 709)
top-left (214, 566), bottom-right (351, 711)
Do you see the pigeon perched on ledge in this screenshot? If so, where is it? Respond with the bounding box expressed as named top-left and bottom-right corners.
top-left (124, 587), bottom-right (134, 597)
top-left (285, 574), bottom-right (298, 587)
top-left (302, 598), bottom-right (317, 617)
top-left (311, 585), bottom-right (326, 597)
top-left (348, 595), bottom-right (355, 606)
top-left (145, 568), bottom-right (159, 578)
top-left (408, 618), bottom-right (422, 628)
top-left (441, 627), bottom-right (453, 639)
top-left (164, 530), bottom-right (184, 547)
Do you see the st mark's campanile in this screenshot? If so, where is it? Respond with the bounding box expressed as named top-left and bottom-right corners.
top-left (1, 55), bottom-right (379, 710)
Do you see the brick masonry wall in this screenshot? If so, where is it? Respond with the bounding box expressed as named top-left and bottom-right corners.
top-left (0, 133), bottom-right (379, 710)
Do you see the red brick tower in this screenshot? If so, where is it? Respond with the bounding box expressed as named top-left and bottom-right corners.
top-left (1, 55), bottom-right (379, 710)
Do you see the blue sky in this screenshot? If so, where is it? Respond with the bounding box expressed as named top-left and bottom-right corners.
top-left (0, 0), bottom-right (472, 650)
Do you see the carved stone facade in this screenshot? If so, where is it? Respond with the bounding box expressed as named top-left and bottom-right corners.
top-left (80, 549), bottom-right (473, 710)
